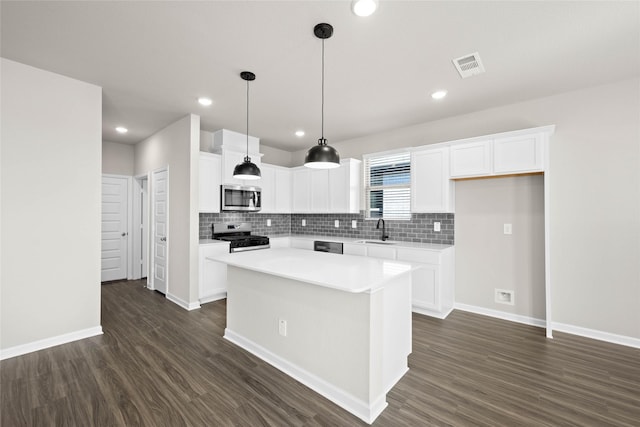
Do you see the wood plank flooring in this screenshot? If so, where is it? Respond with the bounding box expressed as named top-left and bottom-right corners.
top-left (2, 279), bottom-right (639, 426)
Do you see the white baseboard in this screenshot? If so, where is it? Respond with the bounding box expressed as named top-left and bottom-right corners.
top-left (167, 293), bottom-right (201, 311)
top-left (199, 292), bottom-right (227, 305)
top-left (454, 303), bottom-right (640, 349)
top-left (551, 322), bottom-right (640, 349)
top-left (0, 326), bottom-right (103, 360)
top-left (224, 328), bottom-right (387, 425)
top-left (412, 305), bottom-right (453, 319)
top-left (454, 303), bottom-right (546, 328)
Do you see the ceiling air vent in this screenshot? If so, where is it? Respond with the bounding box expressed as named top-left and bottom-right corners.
top-left (453, 52), bottom-right (485, 78)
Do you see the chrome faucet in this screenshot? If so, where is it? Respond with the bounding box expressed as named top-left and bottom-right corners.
top-left (376, 218), bottom-right (389, 241)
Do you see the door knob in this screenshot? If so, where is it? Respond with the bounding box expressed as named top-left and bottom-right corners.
top-left (160, 237), bottom-right (166, 242)
top-left (121, 232), bottom-right (128, 237)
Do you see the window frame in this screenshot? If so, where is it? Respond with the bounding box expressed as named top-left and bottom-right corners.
top-left (362, 149), bottom-right (412, 221)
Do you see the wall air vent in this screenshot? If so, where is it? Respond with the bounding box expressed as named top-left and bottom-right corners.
top-left (453, 52), bottom-right (485, 78)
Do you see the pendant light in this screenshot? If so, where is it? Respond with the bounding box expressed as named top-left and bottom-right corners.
top-left (233, 71), bottom-right (261, 180)
top-left (304, 23), bottom-right (340, 169)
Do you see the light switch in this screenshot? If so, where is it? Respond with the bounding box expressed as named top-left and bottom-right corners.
top-left (334, 220), bottom-right (340, 228)
top-left (434, 222), bottom-right (441, 232)
top-left (267, 219), bottom-right (272, 227)
top-left (302, 219), bottom-right (306, 227)
top-left (352, 220), bottom-right (357, 229)
top-left (504, 223), bottom-right (513, 235)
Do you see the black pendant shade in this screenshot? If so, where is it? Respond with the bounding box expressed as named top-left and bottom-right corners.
top-left (305, 23), bottom-right (340, 169)
top-left (304, 138), bottom-right (340, 169)
top-left (233, 71), bottom-right (261, 180)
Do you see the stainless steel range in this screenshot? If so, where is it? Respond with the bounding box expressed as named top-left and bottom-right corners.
top-left (212, 223), bottom-right (270, 253)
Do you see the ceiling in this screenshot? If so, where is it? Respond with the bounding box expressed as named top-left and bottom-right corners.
top-left (2, 1), bottom-right (639, 152)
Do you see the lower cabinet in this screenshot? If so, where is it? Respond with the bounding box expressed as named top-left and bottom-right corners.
top-left (199, 243), bottom-right (230, 304)
top-left (395, 247), bottom-right (455, 319)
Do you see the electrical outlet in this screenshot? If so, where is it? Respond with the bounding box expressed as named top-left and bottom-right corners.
top-left (334, 220), bottom-right (339, 228)
top-left (278, 319), bottom-right (287, 337)
top-left (302, 219), bottom-right (306, 227)
top-left (266, 219), bottom-right (272, 227)
top-left (434, 222), bottom-right (441, 232)
top-left (504, 223), bottom-right (513, 235)
top-left (352, 220), bottom-right (357, 229)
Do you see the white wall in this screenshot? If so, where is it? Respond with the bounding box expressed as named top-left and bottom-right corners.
top-left (1, 58), bottom-right (102, 355)
top-left (135, 114), bottom-right (200, 308)
top-left (102, 140), bottom-right (134, 175)
top-left (455, 175), bottom-right (545, 320)
top-left (293, 77), bottom-right (640, 341)
top-left (260, 144), bottom-right (293, 167)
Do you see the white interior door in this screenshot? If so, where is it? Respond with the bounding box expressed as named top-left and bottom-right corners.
top-left (101, 175), bottom-right (128, 282)
top-left (152, 169), bottom-right (168, 294)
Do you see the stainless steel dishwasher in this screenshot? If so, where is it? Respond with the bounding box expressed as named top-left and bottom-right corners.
top-left (313, 240), bottom-right (343, 254)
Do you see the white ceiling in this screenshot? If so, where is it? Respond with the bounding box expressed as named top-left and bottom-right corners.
top-left (2, 1), bottom-right (639, 152)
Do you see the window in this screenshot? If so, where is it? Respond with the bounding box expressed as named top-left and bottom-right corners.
top-left (363, 151), bottom-right (411, 220)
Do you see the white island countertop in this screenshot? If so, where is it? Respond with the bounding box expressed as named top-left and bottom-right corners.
top-left (208, 247), bottom-right (420, 293)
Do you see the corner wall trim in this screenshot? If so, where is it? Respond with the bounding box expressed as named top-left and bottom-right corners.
top-left (0, 326), bottom-right (103, 360)
top-left (551, 322), bottom-right (640, 350)
top-left (167, 293), bottom-right (201, 311)
top-left (454, 303), bottom-right (546, 328)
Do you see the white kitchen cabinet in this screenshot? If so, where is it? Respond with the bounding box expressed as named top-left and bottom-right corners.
top-left (366, 245), bottom-right (397, 260)
top-left (199, 242), bottom-right (230, 303)
top-left (493, 133), bottom-right (544, 174)
top-left (292, 167), bottom-right (311, 213)
top-left (450, 140), bottom-right (492, 178)
top-left (396, 246), bottom-right (455, 319)
top-left (343, 243), bottom-right (367, 256)
top-left (411, 147), bottom-right (454, 213)
top-left (292, 159), bottom-right (361, 214)
top-left (290, 237), bottom-right (314, 250)
top-left (220, 149), bottom-right (262, 186)
top-left (199, 152), bottom-right (221, 213)
top-left (259, 163), bottom-right (291, 213)
top-left (329, 159), bottom-right (361, 213)
top-left (310, 169), bottom-right (329, 212)
top-left (211, 129), bottom-right (262, 186)
top-left (268, 237), bottom-right (291, 248)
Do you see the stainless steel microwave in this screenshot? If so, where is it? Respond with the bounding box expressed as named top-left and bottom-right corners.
top-left (221, 185), bottom-right (261, 212)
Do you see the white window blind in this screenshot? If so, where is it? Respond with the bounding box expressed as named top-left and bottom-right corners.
top-left (363, 151), bottom-right (411, 220)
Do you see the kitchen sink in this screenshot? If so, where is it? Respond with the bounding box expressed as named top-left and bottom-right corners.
top-left (355, 240), bottom-right (397, 245)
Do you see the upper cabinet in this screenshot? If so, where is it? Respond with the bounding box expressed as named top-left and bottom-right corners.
top-left (329, 159), bottom-right (361, 214)
top-left (449, 140), bottom-right (492, 178)
top-left (449, 127), bottom-right (551, 179)
top-left (199, 152), bottom-right (221, 213)
top-left (206, 129), bottom-right (262, 186)
top-left (260, 163), bottom-right (292, 214)
top-left (291, 159), bottom-right (361, 214)
top-left (493, 133), bottom-right (543, 174)
top-left (411, 147), bottom-right (454, 213)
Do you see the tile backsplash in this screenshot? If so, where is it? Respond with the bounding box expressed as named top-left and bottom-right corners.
top-left (200, 212), bottom-right (454, 245)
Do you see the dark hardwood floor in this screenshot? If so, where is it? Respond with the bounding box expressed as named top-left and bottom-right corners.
top-left (2, 279), bottom-right (639, 426)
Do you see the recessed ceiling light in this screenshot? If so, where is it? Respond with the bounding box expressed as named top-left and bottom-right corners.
top-left (431, 90), bottom-right (448, 100)
top-left (115, 126), bottom-right (128, 133)
top-left (198, 97), bottom-right (213, 106)
top-left (295, 130), bottom-right (305, 137)
top-left (352, 0), bottom-right (378, 17)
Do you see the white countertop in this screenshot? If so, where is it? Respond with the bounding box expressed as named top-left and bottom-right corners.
top-left (199, 239), bottom-right (230, 246)
top-left (208, 248), bottom-right (420, 293)
top-left (267, 234), bottom-right (453, 251)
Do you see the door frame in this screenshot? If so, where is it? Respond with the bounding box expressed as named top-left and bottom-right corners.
top-left (101, 173), bottom-right (133, 281)
top-left (132, 173), bottom-right (149, 282)
top-left (150, 166), bottom-right (169, 294)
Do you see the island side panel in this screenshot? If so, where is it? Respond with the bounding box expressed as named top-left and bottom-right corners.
top-left (382, 273), bottom-right (412, 393)
top-left (225, 265), bottom-right (379, 406)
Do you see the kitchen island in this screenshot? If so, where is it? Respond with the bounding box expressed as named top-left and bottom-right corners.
top-left (209, 248), bottom-right (419, 424)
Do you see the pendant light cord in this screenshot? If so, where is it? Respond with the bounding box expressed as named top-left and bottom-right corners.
top-left (320, 38), bottom-right (325, 145)
top-left (245, 77), bottom-right (250, 161)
